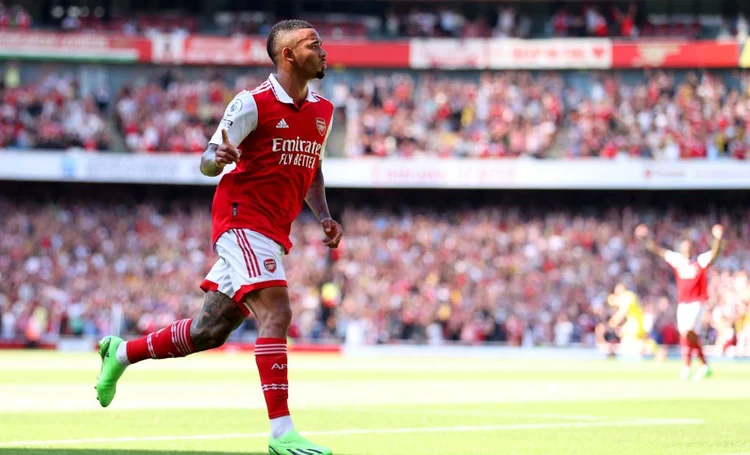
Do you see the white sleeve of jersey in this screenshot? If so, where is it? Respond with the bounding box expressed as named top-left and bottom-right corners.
top-left (663, 250), bottom-right (683, 268)
top-left (319, 110), bottom-right (334, 160)
top-left (697, 251), bottom-right (713, 269)
top-left (209, 91), bottom-right (258, 147)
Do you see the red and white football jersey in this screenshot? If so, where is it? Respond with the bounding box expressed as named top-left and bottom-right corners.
top-left (208, 74), bottom-right (334, 252)
top-left (663, 250), bottom-right (712, 304)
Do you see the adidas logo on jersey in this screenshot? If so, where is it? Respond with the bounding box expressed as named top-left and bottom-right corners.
top-left (276, 119), bottom-right (290, 129)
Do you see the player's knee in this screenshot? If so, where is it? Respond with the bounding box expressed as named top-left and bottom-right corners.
top-left (258, 299), bottom-right (293, 334)
top-left (190, 322), bottom-right (233, 351)
top-left (269, 303), bottom-right (293, 330)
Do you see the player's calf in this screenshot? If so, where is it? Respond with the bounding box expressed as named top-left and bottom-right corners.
top-left (189, 320), bottom-right (235, 351)
top-left (189, 290), bottom-right (246, 351)
top-left (686, 330), bottom-right (707, 366)
top-left (118, 291), bottom-right (244, 365)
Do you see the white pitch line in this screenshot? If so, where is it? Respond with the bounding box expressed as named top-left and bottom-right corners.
top-left (332, 408), bottom-right (605, 421)
top-left (0, 418), bottom-right (703, 447)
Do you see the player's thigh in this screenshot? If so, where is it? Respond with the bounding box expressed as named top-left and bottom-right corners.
top-left (197, 259), bottom-right (246, 330)
top-left (245, 285), bottom-right (292, 323)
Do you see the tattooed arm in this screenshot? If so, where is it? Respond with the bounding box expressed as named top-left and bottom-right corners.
top-left (305, 163), bottom-right (342, 248)
top-left (305, 164), bottom-right (331, 222)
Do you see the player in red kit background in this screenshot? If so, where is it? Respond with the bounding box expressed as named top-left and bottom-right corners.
top-left (95, 20), bottom-right (340, 455)
top-left (635, 223), bottom-right (723, 381)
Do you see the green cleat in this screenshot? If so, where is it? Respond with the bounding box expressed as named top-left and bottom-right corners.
top-left (268, 429), bottom-right (332, 455)
top-left (95, 336), bottom-right (127, 407)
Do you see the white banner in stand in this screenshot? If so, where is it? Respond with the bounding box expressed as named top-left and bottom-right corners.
top-left (1, 151), bottom-right (749, 189)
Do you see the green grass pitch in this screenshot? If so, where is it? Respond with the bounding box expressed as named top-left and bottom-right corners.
top-left (1, 350), bottom-right (749, 455)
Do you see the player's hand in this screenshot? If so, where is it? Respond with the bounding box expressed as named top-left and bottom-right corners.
top-left (321, 218), bottom-right (343, 249)
top-left (215, 129), bottom-right (241, 167)
top-left (712, 224), bottom-right (724, 240)
top-left (634, 224), bottom-right (649, 239)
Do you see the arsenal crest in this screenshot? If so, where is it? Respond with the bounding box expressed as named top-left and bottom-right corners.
top-left (264, 258), bottom-right (277, 273)
top-left (315, 117), bottom-right (327, 136)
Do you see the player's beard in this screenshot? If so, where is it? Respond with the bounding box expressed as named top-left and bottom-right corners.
top-left (315, 70), bottom-right (325, 79)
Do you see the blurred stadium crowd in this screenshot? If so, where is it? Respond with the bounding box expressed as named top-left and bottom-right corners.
top-left (4, 2), bottom-right (749, 41)
top-left (1, 190), bottom-right (748, 356)
top-left (3, 68), bottom-right (750, 160)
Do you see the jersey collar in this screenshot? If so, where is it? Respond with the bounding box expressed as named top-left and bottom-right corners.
top-left (268, 74), bottom-right (319, 105)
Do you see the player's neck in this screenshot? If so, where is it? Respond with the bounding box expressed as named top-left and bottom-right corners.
top-left (274, 71), bottom-right (309, 106)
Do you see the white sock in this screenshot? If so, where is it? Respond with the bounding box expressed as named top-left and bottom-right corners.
top-left (270, 415), bottom-right (295, 439)
top-left (115, 341), bottom-right (131, 366)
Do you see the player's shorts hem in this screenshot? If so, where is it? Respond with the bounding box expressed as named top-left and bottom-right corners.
top-left (200, 279), bottom-right (220, 293)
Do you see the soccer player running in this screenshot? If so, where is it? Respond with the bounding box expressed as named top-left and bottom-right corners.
top-left (635, 223), bottom-right (723, 381)
top-left (95, 20), bottom-right (341, 455)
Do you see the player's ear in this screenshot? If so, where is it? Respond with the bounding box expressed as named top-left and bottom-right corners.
top-left (281, 46), bottom-right (295, 64)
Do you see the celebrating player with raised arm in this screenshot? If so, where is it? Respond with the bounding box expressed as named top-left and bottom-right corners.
top-left (95, 20), bottom-right (341, 455)
top-left (635, 223), bottom-right (723, 381)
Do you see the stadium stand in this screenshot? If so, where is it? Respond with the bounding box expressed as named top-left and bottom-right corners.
top-left (11, 2), bottom-right (748, 41)
top-left (0, 70), bottom-right (110, 151)
top-left (3, 67), bottom-right (750, 160)
top-left (1, 186), bottom-right (748, 353)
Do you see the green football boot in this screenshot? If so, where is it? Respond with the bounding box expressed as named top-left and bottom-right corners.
top-left (95, 336), bottom-right (127, 407)
top-left (268, 429), bottom-right (332, 455)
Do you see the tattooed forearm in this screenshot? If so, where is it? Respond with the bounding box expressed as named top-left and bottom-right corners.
top-left (305, 165), bottom-right (331, 221)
